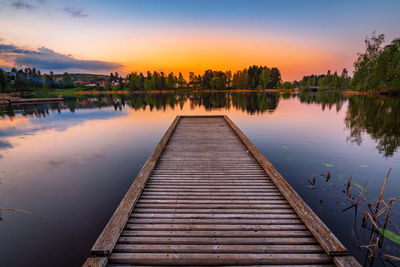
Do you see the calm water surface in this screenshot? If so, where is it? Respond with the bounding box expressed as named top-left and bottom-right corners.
top-left (0, 92), bottom-right (399, 266)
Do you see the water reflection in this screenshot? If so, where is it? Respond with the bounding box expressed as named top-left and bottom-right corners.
top-left (1, 92), bottom-right (399, 157)
top-left (298, 91), bottom-right (346, 112)
top-left (345, 97), bottom-right (400, 157)
top-left (1, 91), bottom-right (400, 266)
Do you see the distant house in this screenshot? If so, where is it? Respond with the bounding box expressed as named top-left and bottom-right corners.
top-left (74, 81), bottom-right (88, 86)
top-left (86, 83), bottom-right (97, 87)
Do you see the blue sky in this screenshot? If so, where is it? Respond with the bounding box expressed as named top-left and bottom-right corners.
top-left (0, 0), bottom-right (399, 80)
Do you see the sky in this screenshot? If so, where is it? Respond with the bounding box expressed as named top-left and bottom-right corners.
top-left (0, 0), bottom-right (399, 81)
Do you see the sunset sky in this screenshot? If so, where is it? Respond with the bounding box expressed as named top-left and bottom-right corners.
top-left (0, 0), bottom-right (399, 80)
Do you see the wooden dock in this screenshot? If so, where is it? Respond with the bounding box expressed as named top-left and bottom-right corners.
top-left (84, 116), bottom-right (360, 266)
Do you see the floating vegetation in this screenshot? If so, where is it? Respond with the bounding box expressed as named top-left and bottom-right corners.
top-left (322, 163), bottom-right (334, 167)
top-left (281, 145), bottom-right (288, 150)
top-left (353, 183), bottom-right (364, 190)
top-left (380, 229), bottom-right (400, 245)
top-left (307, 185), bottom-right (316, 189)
top-left (360, 164), bottom-right (369, 168)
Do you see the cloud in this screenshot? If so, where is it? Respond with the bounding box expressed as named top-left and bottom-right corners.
top-left (10, 0), bottom-right (44, 9)
top-left (0, 42), bottom-right (123, 73)
top-left (0, 44), bottom-right (40, 55)
top-left (63, 6), bottom-right (87, 18)
top-left (0, 140), bottom-right (12, 149)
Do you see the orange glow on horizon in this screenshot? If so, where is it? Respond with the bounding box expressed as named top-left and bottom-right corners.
top-left (101, 33), bottom-right (352, 81)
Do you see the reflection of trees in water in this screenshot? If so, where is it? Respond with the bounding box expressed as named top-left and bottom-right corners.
top-left (0, 92), bottom-right (283, 118)
top-left (0, 103), bottom-right (60, 118)
top-left (231, 92), bottom-right (280, 115)
top-left (190, 92), bottom-right (231, 110)
top-left (2, 92), bottom-right (400, 157)
top-left (345, 96), bottom-right (400, 157)
top-left (298, 92), bottom-right (346, 112)
top-left (127, 93), bottom-right (188, 111)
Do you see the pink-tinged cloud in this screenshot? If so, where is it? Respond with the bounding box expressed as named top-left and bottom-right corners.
top-left (0, 43), bottom-right (123, 73)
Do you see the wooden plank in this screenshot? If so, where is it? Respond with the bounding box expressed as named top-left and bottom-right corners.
top-left (107, 263), bottom-right (336, 267)
top-left (138, 198), bottom-right (286, 203)
top-left (82, 257), bottom-right (107, 267)
top-left (333, 256), bottom-right (362, 267)
top-left (130, 213), bottom-right (299, 219)
top-left (148, 179), bottom-right (270, 182)
top-left (108, 253), bottom-right (332, 265)
top-left (145, 185), bottom-right (275, 189)
top-left (139, 195), bottom-right (284, 200)
top-left (223, 115), bottom-right (348, 257)
top-left (123, 223), bottom-right (307, 231)
top-left (135, 203), bottom-right (290, 208)
top-left (143, 188), bottom-right (280, 192)
top-left (132, 208), bottom-right (294, 214)
top-left (140, 192), bottom-right (282, 196)
top-left (117, 236), bottom-right (318, 245)
top-left (120, 230), bottom-right (312, 238)
top-left (90, 116), bottom-right (181, 256)
top-left (128, 218), bottom-right (303, 225)
top-left (113, 244), bottom-right (324, 253)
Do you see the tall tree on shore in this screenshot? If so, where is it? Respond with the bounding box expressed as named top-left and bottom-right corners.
top-left (166, 72), bottom-right (177, 89)
top-left (340, 68), bottom-right (349, 90)
top-left (62, 72), bottom-right (73, 88)
top-left (0, 68), bottom-right (8, 92)
top-left (353, 32), bottom-right (385, 91)
top-left (260, 68), bottom-right (271, 89)
top-left (177, 72), bottom-right (186, 88)
top-left (374, 37), bottom-right (400, 91)
top-left (226, 71), bottom-right (232, 89)
top-left (270, 68), bottom-right (281, 88)
top-left (15, 70), bottom-right (29, 92)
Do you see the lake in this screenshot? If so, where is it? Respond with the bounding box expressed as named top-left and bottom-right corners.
top-left (0, 91), bottom-right (399, 266)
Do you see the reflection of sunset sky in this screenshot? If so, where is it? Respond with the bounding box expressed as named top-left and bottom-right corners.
top-left (0, 97), bottom-right (347, 162)
top-left (1, 94), bottom-right (400, 266)
top-left (0, 95), bottom-right (397, 195)
top-left (1, 0), bottom-right (399, 80)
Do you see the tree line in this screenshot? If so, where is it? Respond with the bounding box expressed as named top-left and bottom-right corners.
top-left (299, 33), bottom-right (400, 93)
top-left (125, 65), bottom-right (282, 91)
top-left (299, 69), bottom-right (351, 90)
top-left (0, 65), bottom-right (285, 94)
top-left (0, 67), bottom-right (121, 93)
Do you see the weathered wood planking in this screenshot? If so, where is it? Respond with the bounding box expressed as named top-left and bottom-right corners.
top-left (90, 116), bottom-right (180, 256)
top-left (224, 115), bottom-right (348, 257)
top-left (84, 116), bottom-right (359, 267)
